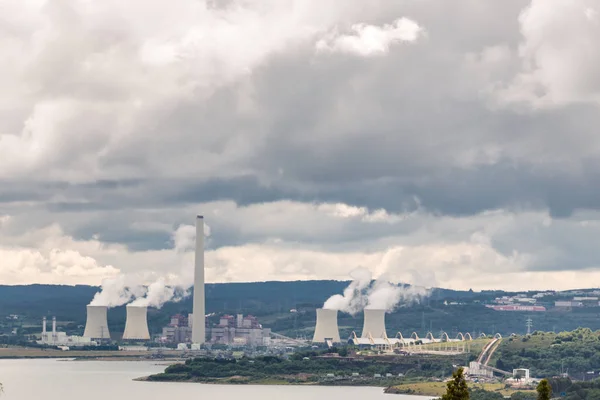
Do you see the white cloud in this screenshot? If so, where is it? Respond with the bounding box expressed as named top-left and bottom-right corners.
top-left (316, 17), bottom-right (423, 56)
top-left (4, 199), bottom-right (600, 291)
top-left (494, 0), bottom-right (600, 107)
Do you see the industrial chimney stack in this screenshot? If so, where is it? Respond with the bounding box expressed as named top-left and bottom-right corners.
top-left (42, 316), bottom-right (47, 342)
top-left (83, 305), bottom-right (110, 340)
top-left (52, 316), bottom-right (57, 343)
top-left (312, 308), bottom-right (341, 343)
top-left (361, 309), bottom-right (387, 338)
top-left (122, 305), bottom-right (151, 340)
top-left (191, 215), bottom-right (206, 344)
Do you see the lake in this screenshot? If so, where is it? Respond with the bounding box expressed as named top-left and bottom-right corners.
top-left (0, 359), bottom-right (430, 400)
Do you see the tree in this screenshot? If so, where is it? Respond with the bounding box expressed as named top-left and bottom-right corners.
top-left (537, 379), bottom-right (552, 400)
top-left (442, 367), bottom-right (470, 400)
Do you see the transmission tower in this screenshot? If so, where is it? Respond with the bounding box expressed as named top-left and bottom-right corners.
top-left (526, 318), bottom-right (533, 335)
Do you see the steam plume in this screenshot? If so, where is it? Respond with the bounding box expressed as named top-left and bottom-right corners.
top-left (365, 279), bottom-right (429, 311)
top-left (323, 267), bottom-right (372, 315)
top-left (88, 223), bottom-right (204, 308)
top-left (323, 268), bottom-right (430, 314)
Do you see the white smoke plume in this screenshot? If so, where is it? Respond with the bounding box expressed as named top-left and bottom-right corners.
top-left (89, 274), bottom-right (148, 308)
top-left (129, 276), bottom-right (190, 309)
top-left (323, 268), bottom-right (431, 314)
top-left (365, 279), bottom-right (429, 311)
top-left (323, 267), bottom-right (372, 315)
top-left (88, 223), bottom-right (206, 308)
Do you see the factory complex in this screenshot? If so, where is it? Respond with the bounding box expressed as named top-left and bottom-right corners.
top-left (32, 216), bottom-right (413, 353)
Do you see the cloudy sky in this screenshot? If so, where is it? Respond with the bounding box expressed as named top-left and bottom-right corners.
top-left (1, 0), bottom-right (600, 291)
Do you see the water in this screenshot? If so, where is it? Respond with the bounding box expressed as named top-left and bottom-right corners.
top-left (0, 359), bottom-right (429, 400)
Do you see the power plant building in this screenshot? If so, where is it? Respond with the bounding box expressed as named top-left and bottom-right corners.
top-left (312, 308), bottom-right (341, 343)
top-left (210, 314), bottom-right (271, 346)
top-left (122, 305), bottom-right (151, 340)
top-left (192, 215), bottom-right (206, 344)
top-left (161, 314), bottom-right (193, 344)
top-left (83, 305), bottom-right (111, 340)
top-left (38, 316), bottom-right (94, 346)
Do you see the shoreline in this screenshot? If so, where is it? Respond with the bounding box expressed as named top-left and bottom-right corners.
top-left (0, 347), bottom-right (184, 361)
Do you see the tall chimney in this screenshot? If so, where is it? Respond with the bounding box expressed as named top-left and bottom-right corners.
top-left (192, 215), bottom-right (206, 344)
top-left (52, 316), bottom-right (57, 342)
top-left (42, 316), bottom-right (47, 342)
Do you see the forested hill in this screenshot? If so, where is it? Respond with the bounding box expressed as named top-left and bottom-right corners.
top-left (0, 281), bottom-right (478, 333)
top-left (0, 281), bottom-right (481, 321)
top-left (5, 282), bottom-right (600, 339)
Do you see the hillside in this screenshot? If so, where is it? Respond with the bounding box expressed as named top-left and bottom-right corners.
top-left (3, 283), bottom-right (600, 341)
top-left (492, 329), bottom-right (600, 378)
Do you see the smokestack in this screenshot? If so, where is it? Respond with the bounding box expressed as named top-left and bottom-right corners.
top-left (52, 316), bottom-right (57, 342)
top-left (312, 308), bottom-right (341, 343)
top-left (42, 316), bottom-right (47, 342)
top-left (361, 309), bottom-right (386, 338)
top-left (83, 305), bottom-right (110, 340)
top-left (122, 305), bottom-right (150, 340)
top-left (191, 215), bottom-right (205, 344)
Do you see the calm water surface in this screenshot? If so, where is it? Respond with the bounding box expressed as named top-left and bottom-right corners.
top-left (0, 359), bottom-right (429, 400)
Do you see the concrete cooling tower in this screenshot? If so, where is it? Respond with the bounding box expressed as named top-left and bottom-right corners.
top-left (361, 309), bottom-right (386, 338)
top-left (83, 305), bottom-right (110, 339)
top-left (312, 308), bottom-right (341, 343)
top-left (122, 305), bottom-right (150, 340)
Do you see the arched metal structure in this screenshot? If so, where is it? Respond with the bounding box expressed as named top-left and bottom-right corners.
top-left (494, 333), bottom-right (502, 339)
top-left (465, 333), bottom-right (473, 340)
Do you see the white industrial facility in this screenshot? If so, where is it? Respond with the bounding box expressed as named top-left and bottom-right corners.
top-left (361, 309), bottom-right (386, 338)
top-left (312, 308), bottom-right (341, 343)
top-left (83, 305), bottom-right (110, 340)
top-left (122, 305), bottom-right (151, 340)
top-left (38, 316), bottom-right (94, 346)
top-left (192, 215), bottom-right (206, 344)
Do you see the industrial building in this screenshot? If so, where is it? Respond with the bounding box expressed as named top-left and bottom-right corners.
top-left (122, 305), bottom-right (151, 340)
top-left (38, 316), bottom-right (94, 346)
top-left (161, 313), bottom-right (193, 343)
top-left (210, 314), bottom-right (271, 346)
top-left (312, 308), bottom-right (341, 343)
top-left (83, 305), bottom-right (111, 340)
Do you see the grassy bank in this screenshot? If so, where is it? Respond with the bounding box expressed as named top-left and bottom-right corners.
top-left (385, 381), bottom-right (536, 397)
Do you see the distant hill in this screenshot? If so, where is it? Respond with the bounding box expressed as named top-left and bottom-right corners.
top-left (2, 282), bottom-right (600, 339)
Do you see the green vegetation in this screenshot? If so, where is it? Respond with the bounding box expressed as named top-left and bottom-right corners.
top-left (5, 283), bottom-right (600, 342)
top-left (386, 379), bottom-right (536, 398)
top-left (536, 379), bottom-right (551, 400)
top-left (147, 350), bottom-right (469, 385)
top-left (442, 368), bottom-right (470, 400)
top-left (493, 329), bottom-right (600, 377)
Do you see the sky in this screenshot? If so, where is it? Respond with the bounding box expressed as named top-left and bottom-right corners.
top-left (1, 0), bottom-right (600, 291)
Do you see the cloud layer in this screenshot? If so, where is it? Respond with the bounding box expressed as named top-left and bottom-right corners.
top-left (1, 0), bottom-right (600, 292)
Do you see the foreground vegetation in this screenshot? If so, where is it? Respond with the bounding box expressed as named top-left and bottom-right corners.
top-left (147, 350), bottom-right (469, 385)
top-left (493, 328), bottom-right (600, 377)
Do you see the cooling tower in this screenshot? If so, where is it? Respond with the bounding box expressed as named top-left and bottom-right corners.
top-left (122, 305), bottom-right (150, 340)
top-left (191, 215), bottom-right (206, 344)
top-left (83, 305), bottom-right (110, 339)
top-left (361, 309), bottom-right (386, 338)
top-left (312, 308), bottom-right (341, 343)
